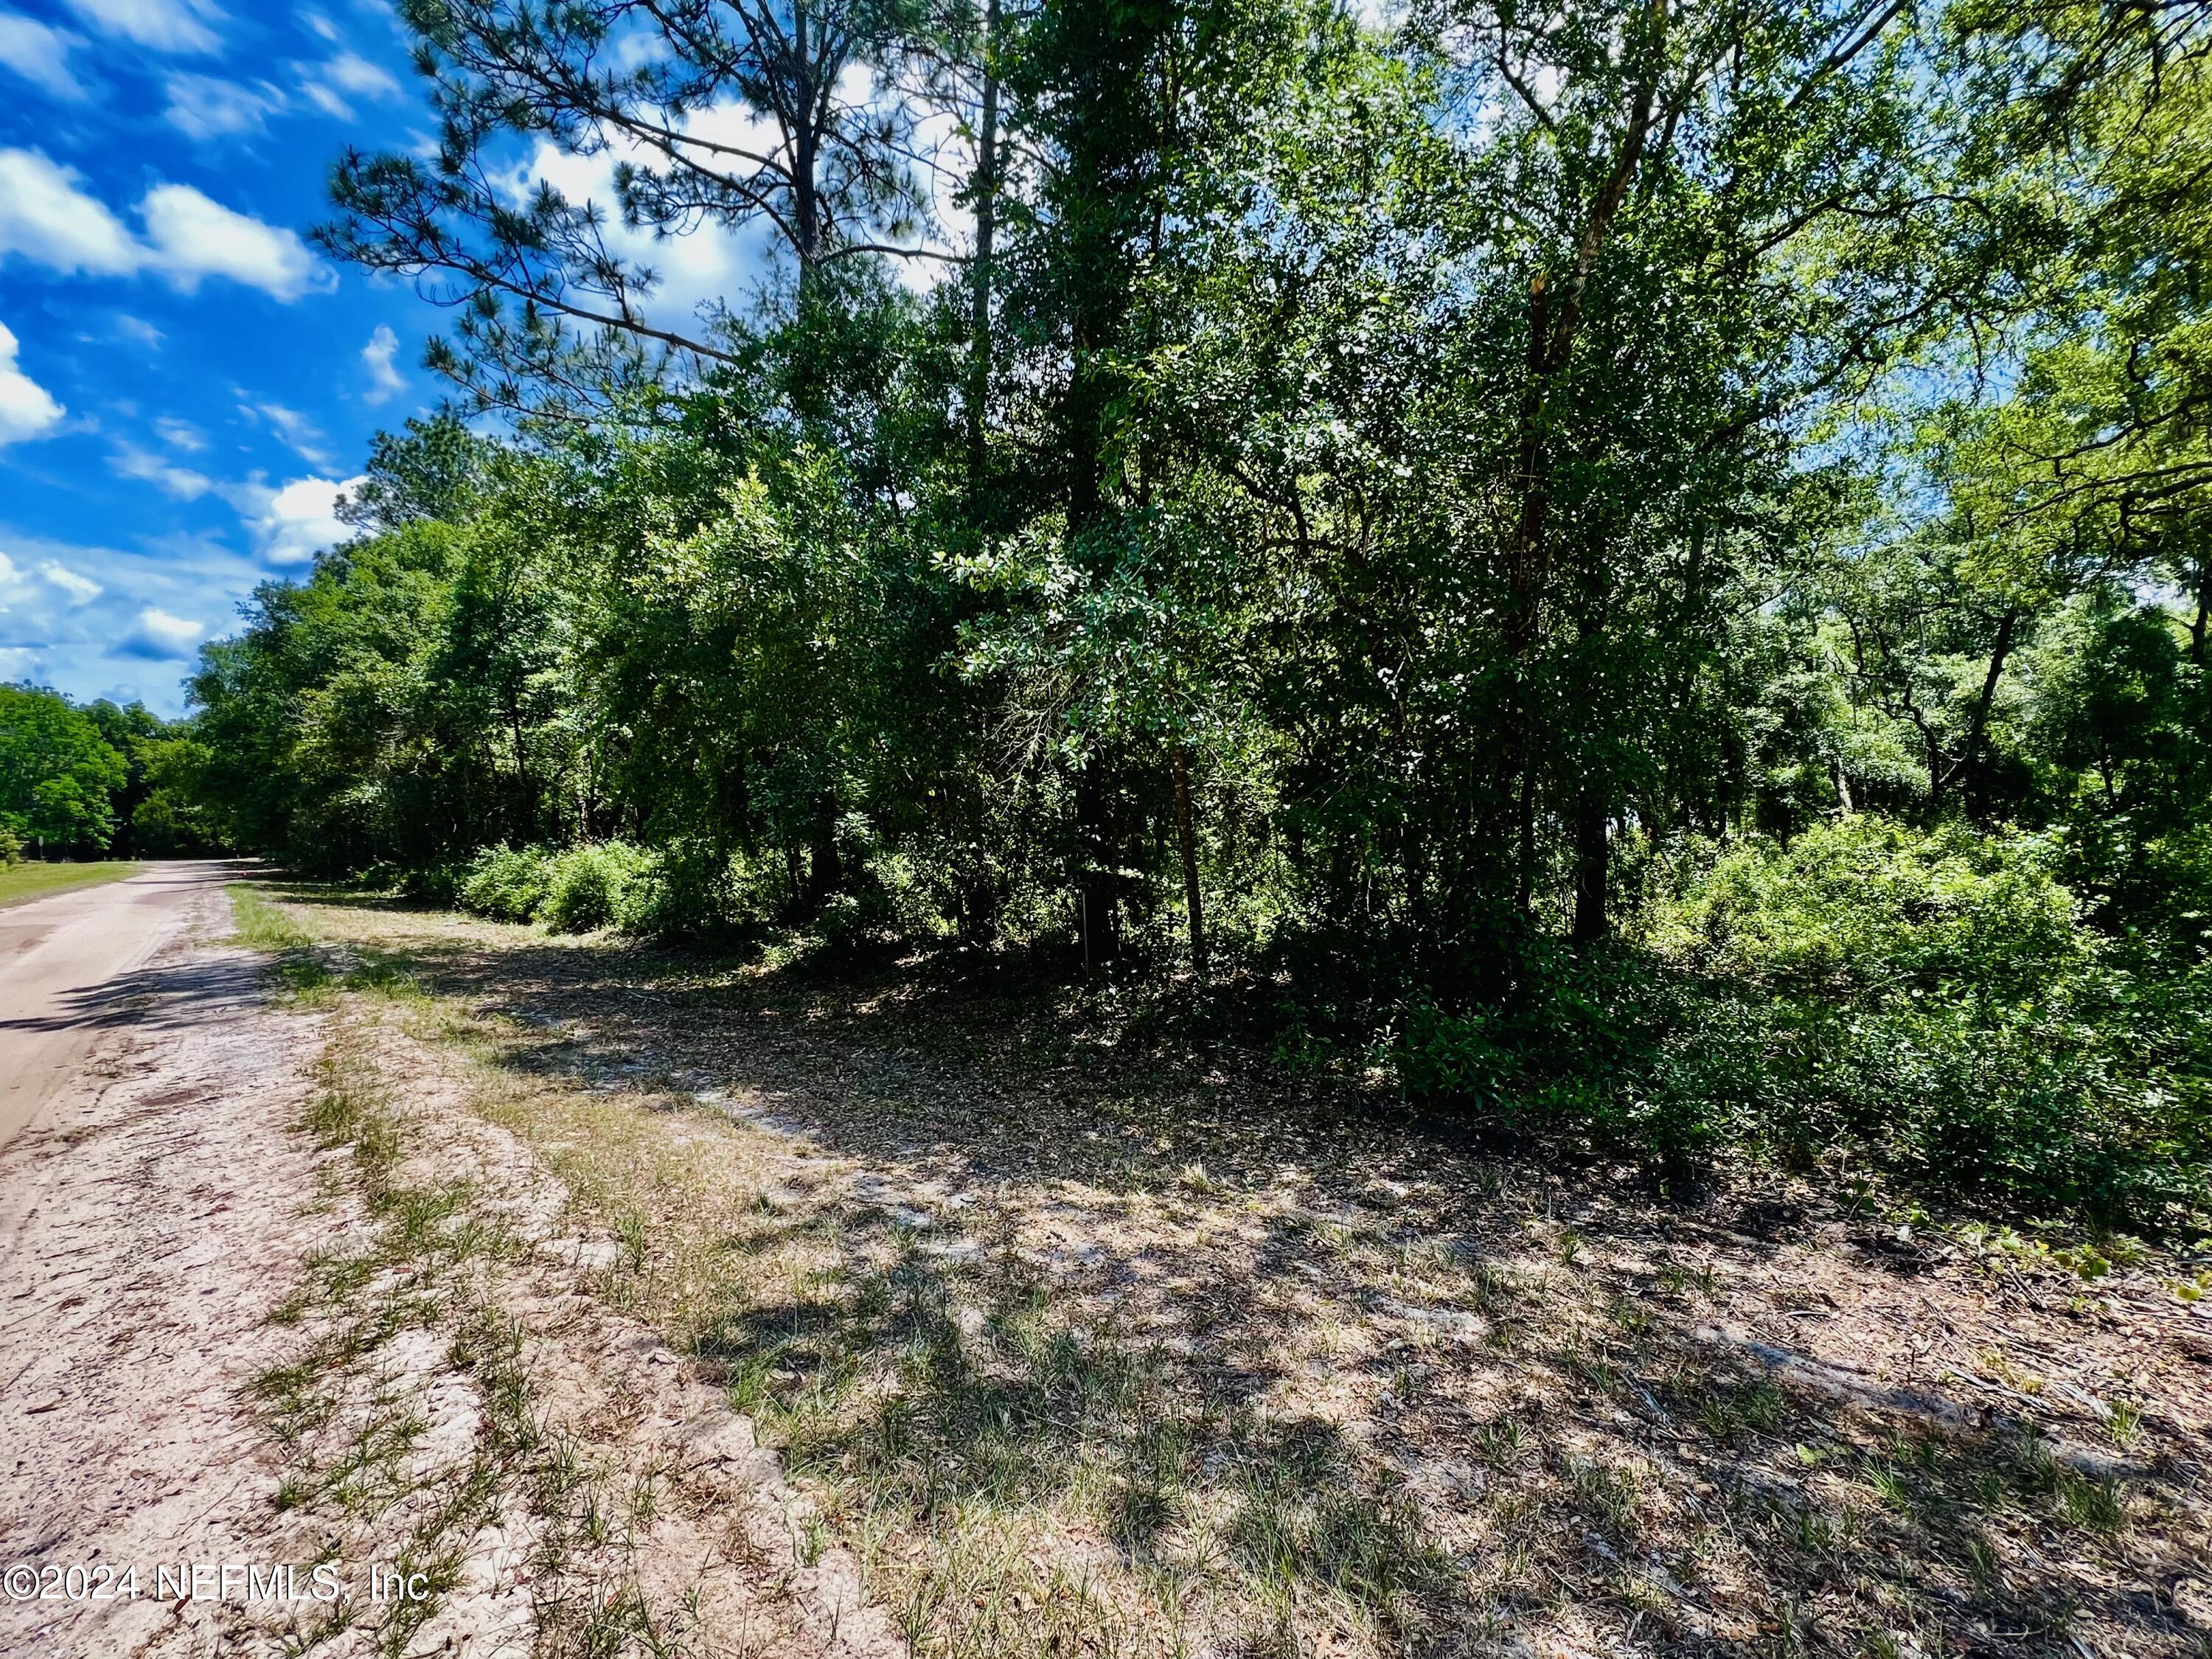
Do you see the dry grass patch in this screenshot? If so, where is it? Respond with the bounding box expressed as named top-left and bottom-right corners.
top-left (257, 885), bottom-right (2212, 1659)
top-left (232, 900), bottom-right (899, 1658)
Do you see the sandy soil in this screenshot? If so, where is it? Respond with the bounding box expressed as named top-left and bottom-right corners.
top-left (0, 885), bottom-right (328, 1658)
top-left (0, 887), bottom-right (900, 1659)
top-left (223, 1010), bottom-right (902, 1659)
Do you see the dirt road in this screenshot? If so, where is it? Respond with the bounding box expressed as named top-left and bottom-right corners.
top-left (0, 863), bottom-right (242, 1149)
top-left (0, 874), bottom-right (335, 1656)
top-left (0, 877), bottom-right (898, 1658)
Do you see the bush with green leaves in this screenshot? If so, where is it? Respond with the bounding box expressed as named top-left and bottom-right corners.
top-left (541, 842), bottom-right (654, 932)
top-left (452, 841), bottom-right (657, 931)
top-left (1650, 820), bottom-right (2091, 1000)
top-left (1395, 944), bottom-right (1747, 1180)
top-left (1398, 819), bottom-right (2211, 1228)
top-left (400, 862), bottom-right (464, 908)
top-left (456, 845), bottom-right (557, 923)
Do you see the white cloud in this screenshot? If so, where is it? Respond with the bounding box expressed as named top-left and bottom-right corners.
top-left (131, 605), bottom-right (204, 655)
top-left (60, 0), bottom-right (220, 53)
top-left (0, 320), bottom-right (64, 446)
top-left (299, 8), bottom-right (340, 41)
top-left (163, 72), bottom-right (282, 139)
top-left (243, 399), bottom-right (333, 465)
top-left (153, 414), bottom-right (205, 451)
top-left (321, 50), bottom-right (397, 97)
top-left (0, 150), bottom-right (327, 302)
top-left (0, 526), bottom-right (263, 712)
top-left (0, 149), bottom-right (141, 276)
top-left (115, 313), bottom-right (162, 349)
top-left (361, 322), bottom-right (404, 403)
top-left (294, 49), bottom-right (400, 119)
top-left (111, 440), bottom-right (215, 499)
top-left (41, 561), bottom-right (101, 602)
top-left (140, 183), bottom-right (325, 300)
top-left (236, 474), bottom-right (363, 564)
top-left (502, 123), bottom-right (766, 335)
top-left (161, 61), bottom-right (391, 142)
top-left (0, 14), bottom-right (88, 99)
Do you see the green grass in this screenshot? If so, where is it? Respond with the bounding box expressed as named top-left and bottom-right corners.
top-left (0, 860), bottom-right (141, 910)
top-left (229, 883), bottom-right (317, 952)
top-left (228, 883), bottom-right (340, 997)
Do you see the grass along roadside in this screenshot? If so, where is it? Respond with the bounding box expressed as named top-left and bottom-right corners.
top-left (243, 883), bottom-right (2212, 1659)
top-left (385, 1032), bottom-right (1453, 1655)
top-left (225, 885), bottom-right (894, 1659)
top-left (246, 1022), bottom-right (529, 1656)
top-left (229, 881), bottom-right (321, 959)
top-left (0, 859), bottom-right (140, 909)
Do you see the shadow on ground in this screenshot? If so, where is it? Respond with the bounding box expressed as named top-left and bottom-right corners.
top-left (272, 886), bottom-right (2212, 1658)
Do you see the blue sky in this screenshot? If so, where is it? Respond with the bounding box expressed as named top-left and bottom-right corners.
top-left (0, 0), bottom-right (446, 714)
top-left (0, 1), bottom-right (975, 716)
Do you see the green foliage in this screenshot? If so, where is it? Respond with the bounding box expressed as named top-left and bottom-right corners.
top-left (1392, 821), bottom-right (2211, 1223)
top-left (161, 0), bottom-right (2212, 1226)
top-left (1654, 821), bottom-right (2088, 1001)
top-left (0, 684), bottom-right (129, 853)
top-left (456, 846), bottom-right (557, 923)
top-left (1655, 825), bottom-right (2208, 1221)
top-left (608, 841), bottom-right (723, 936)
top-left (454, 841), bottom-right (655, 933)
top-left (541, 843), bottom-right (655, 933)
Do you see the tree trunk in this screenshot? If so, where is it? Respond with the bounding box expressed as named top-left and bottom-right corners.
top-left (506, 694), bottom-right (532, 843)
top-left (1173, 742), bottom-right (1205, 978)
top-left (1506, 276), bottom-right (1555, 667)
top-left (1513, 765), bottom-right (1537, 918)
top-left (1571, 794), bottom-right (1608, 944)
top-left (1961, 607), bottom-right (2019, 826)
top-left (965, 0), bottom-right (1000, 501)
top-left (805, 788), bottom-right (841, 908)
top-left (1075, 758), bottom-right (1119, 967)
top-left (792, 7), bottom-right (818, 276)
top-left (1498, 68), bottom-right (1660, 918)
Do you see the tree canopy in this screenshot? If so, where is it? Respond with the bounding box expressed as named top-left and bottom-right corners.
top-left (178, 0), bottom-right (2212, 1225)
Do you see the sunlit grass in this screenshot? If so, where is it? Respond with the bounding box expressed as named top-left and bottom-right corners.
top-left (229, 882), bottom-right (317, 952)
top-left (260, 891), bottom-right (2198, 1659)
top-left (228, 883), bottom-right (347, 998)
top-left (0, 859), bottom-right (140, 910)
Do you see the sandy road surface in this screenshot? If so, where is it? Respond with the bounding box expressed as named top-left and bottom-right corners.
top-left (0, 872), bottom-right (329, 1657)
top-left (0, 876), bottom-right (900, 1658)
top-left (0, 863), bottom-right (247, 1150)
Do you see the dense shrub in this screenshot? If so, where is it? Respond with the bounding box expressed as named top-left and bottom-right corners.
top-left (453, 841), bottom-right (655, 931)
top-left (1396, 946), bottom-right (1750, 1177)
top-left (617, 840), bottom-right (754, 938)
top-left (456, 845), bottom-right (557, 922)
top-left (400, 862), bottom-right (464, 908)
top-left (1397, 819), bottom-right (2212, 1228)
top-left (1652, 820), bottom-right (2090, 999)
top-left (542, 842), bottom-right (654, 932)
